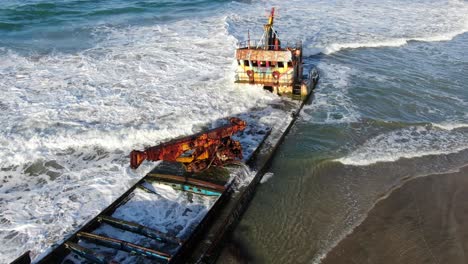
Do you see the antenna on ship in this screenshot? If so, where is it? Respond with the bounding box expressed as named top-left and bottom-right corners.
top-left (258, 7), bottom-right (281, 50)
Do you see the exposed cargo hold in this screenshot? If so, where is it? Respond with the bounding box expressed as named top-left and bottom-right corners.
top-left (10, 118), bottom-right (261, 264)
top-left (235, 8), bottom-right (319, 100)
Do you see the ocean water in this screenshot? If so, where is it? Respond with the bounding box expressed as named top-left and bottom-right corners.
top-left (1, 0), bottom-right (468, 263)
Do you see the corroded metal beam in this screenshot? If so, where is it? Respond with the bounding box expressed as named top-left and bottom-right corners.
top-left (147, 173), bottom-right (226, 192)
top-left (97, 215), bottom-right (183, 245)
top-left (130, 118), bottom-right (246, 172)
top-left (77, 232), bottom-right (171, 261)
top-left (65, 242), bottom-right (108, 264)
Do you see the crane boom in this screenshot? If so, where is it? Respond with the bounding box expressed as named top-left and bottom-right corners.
top-left (130, 117), bottom-right (246, 172)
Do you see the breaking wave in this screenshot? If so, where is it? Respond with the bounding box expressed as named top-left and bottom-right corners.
top-left (299, 62), bottom-right (360, 124)
top-left (432, 122), bottom-right (468, 131)
top-left (227, 0), bottom-right (468, 55)
top-left (321, 29), bottom-right (468, 54)
top-left (337, 125), bottom-right (468, 166)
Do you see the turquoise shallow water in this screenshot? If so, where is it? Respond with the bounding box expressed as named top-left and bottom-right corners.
top-left (1, 0), bottom-right (468, 262)
top-left (0, 0), bottom-right (229, 53)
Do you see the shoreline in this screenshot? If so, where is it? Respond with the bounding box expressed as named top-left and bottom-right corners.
top-left (321, 164), bottom-right (468, 264)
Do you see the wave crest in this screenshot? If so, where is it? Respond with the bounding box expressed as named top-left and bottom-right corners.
top-left (320, 29), bottom-right (468, 54)
top-left (337, 125), bottom-right (468, 166)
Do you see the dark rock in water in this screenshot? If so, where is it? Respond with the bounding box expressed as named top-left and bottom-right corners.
top-left (24, 160), bottom-right (47, 176)
top-left (44, 160), bottom-right (64, 170)
top-left (4, 230), bottom-right (19, 240)
top-left (68, 194), bottom-right (78, 202)
top-left (0, 217), bottom-right (11, 225)
top-left (46, 170), bottom-right (61, 180)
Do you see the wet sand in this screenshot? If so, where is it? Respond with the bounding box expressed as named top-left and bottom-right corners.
top-left (322, 165), bottom-right (468, 264)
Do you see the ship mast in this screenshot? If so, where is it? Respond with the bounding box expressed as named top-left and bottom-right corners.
top-left (261, 7), bottom-right (280, 50)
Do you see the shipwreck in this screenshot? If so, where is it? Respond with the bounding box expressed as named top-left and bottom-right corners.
top-left (11, 7), bottom-right (319, 264)
top-left (235, 7), bottom-right (319, 100)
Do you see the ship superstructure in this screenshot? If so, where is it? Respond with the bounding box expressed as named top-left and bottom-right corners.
top-left (235, 8), bottom-right (318, 99)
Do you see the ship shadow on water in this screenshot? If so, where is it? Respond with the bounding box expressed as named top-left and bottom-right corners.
top-left (223, 226), bottom-right (256, 264)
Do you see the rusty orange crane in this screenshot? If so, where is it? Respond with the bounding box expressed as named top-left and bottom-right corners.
top-left (130, 117), bottom-right (246, 172)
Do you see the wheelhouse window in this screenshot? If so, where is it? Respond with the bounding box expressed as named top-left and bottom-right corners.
top-left (288, 61), bottom-right (293, 67)
top-left (244, 60), bottom-right (250, 66)
top-left (259, 61), bottom-right (266, 67)
top-left (252, 61), bottom-right (258, 67)
top-left (277, 61), bottom-right (284, 68)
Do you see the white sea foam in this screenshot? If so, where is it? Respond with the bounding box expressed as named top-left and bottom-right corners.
top-left (300, 62), bottom-right (360, 124)
top-left (228, 0), bottom-right (468, 56)
top-left (337, 126), bottom-right (468, 166)
top-left (260, 172), bottom-right (274, 184)
top-left (0, 14), bottom-right (286, 263)
top-left (321, 28), bottom-right (468, 54)
top-left (432, 122), bottom-right (468, 131)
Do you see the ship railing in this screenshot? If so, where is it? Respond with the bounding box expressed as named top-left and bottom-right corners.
top-left (236, 39), bottom-right (302, 50)
top-left (235, 70), bottom-right (295, 85)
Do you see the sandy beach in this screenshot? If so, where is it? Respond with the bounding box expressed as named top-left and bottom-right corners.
top-left (322, 165), bottom-right (468, 264)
